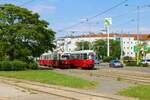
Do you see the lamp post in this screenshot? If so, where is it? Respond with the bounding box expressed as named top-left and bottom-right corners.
top-left (136, 6), bottom-right (140, 65)
top-left (104, 18), bottom-right (112, 57)
top-left (106, 25), bottom-right (110, 57)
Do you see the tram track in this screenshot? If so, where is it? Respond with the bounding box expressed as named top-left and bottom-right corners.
top-left (0, 77), bottom-right (136, 100)
top-left (90, 69), bottom-right (150, 84)
top-left (57, 68), bottom-right (150, 84)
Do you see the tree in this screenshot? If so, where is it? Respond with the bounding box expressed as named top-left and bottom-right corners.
top-left (93, 40), bottom-right (121, 60)
top-left (136, 42), bottom-right (150, 60)
top-left (0, 4), bottom-right (55, 61)
top-left (93, 40), bottom-right (107, 59)
top-left (75, 41), bottom-right (91, 51)
top-left (109, 40), bottom-right (121, 59)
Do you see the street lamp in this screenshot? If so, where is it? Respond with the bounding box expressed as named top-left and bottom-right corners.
top-left (104, 18), bottom-right (112, 57)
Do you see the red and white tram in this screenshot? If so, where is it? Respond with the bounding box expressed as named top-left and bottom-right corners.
top-left (39, 50), bottom-right (95, 69)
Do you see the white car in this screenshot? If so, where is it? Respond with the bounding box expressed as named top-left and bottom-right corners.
top-left (140, 59), bottom-right (150, 65)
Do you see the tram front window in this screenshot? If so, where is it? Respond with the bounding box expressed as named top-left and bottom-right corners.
top-left (89, 53), bottom-right (95, 60)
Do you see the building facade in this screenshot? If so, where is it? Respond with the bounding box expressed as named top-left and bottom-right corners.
top-left (56, 34), bottom-right (150, 58)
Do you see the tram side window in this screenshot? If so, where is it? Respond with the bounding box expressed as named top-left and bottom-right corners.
top-left (48, 54), bottom-right (51, 60)
top-left (41, 56), bottom-right (44, 60)
top-left (70, 54), bottom-right (80, 60)
top-left (83, 53), bottom-right (88, 60)
top-left (44, 55), bottom-right (46, 60)
top-left (46, 55), bottom-right (49, 60)
top-left (80, 53), bottom-right (87, 60)
top-left (61, 55), bottom-right (70, 60)
top-left (53, 54), bottom-right (58, 60)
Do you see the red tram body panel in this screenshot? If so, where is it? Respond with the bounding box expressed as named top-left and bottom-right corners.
top-left (39, 50), bottom-right (95, 69)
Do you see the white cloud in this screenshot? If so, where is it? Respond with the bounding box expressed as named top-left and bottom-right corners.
top-left (30, 4), bottom-right (56, 14)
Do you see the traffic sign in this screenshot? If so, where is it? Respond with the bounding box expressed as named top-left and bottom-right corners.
top-left (104, 18), bottom-right (112, 27)
top-left (134, 46), bottom-right (140, 53)
top-left (144, 46), bottom-right (150, 51)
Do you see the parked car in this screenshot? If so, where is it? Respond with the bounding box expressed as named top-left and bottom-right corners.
top-left (95, 59), bottom-right (100, 65)
top-left (140, 59), bottom-right (150, 65)
top-left (109, 60), bottom-right (123, 68)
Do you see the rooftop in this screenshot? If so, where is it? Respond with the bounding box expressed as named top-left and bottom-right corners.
top-left (80, 33), bottom-right (150, 40)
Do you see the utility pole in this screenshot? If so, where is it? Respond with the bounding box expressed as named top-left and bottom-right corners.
top-left (106, 26), bottom-right (110, 57)
top-left (136, 6), bottom-right (140, 65)
top-left (136, 5), bottom-right (150, 64)
top-left (81, 18), bottom-right (91, 50)
top-left (104, 18), bottom-right (112, 57)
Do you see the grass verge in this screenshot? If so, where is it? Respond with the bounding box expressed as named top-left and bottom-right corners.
top-left (0, 70), bottom-right (97, 89)
top-left (119, 85), bottom-right (150, 100)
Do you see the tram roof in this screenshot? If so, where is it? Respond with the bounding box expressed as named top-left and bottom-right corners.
top-left (42, 51), bottom-right (53, 56)
top-left (64, 50), bottom-right (95, 54)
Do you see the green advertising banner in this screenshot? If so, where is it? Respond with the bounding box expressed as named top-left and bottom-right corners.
top-left (134, 46), bottom-right (140, 53)
top-left (144, 46), bottom-right (150, 51)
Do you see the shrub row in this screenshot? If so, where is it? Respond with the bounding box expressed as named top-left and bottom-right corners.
top-left (0, 60), bottom-right (39, 71)
top-left (125, 61), bottom-right (138, 66)
top-left (124, 60), bottom-right (149, 67)
top-left (103, 56), bottom-right (114, 62)
top-left (140, 63), bottom-right (149, 67)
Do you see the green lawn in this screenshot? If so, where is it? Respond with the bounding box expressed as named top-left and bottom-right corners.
top-left (0, 70), bottom-right (97, 89)
top-left (119, 85), bottom-right (150, 100)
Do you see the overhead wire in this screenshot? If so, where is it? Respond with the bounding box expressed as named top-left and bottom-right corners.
top-left (20, 0), bottom-right (36, 6)
top-left (61, 5), bottom-right (150, 34)
top-left (58, 0), bottom-right (128, 32)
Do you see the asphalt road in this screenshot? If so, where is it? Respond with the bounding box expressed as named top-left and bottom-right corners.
top-left (95, 63), bottom-right (150, 73)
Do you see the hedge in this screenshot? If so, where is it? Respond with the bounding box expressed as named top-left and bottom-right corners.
top-left (0, 60), bottom-right (39, 71)
top-left (103, 56), bottom-right (114, 62)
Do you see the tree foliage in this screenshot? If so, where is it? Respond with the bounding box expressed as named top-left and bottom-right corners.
top-left (0, 4), bottom-right (55, 61)
top-left (93, 40), bottom-right (107, 59)
top-left (76, 40), bottom-right (121, 60)
top-left (109, 40), bottom-right (121, 59)
top-left (75, 41), bottom-right (92, 51)
top-left (136, 42), bottom-right (150, 60)
top-left (93, 40), bottom-right (121, 59)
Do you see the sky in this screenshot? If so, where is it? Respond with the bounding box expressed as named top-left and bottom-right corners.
top-left (1, 0), bottom-right (150, 37)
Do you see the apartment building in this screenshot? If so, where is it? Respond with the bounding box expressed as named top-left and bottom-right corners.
top-left (56, 34), bottom-right (150, 58)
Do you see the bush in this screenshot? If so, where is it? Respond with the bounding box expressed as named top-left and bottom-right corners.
top-left (123, 56), bottom-right (133, 61)
top-left (0, 61), bottom-right (12, 71)
top-left (0, 60), bottom-right (28, 71)
top-left (140, 63), bottom-right (149, 67)
top-left (103, 56), bottom-right (114, 62)
top-left (125, 61), bottom-right (138, 66)
top-left (12, 60), bottom-right (28, 71)
top-left (28, 62), bottom-right (39, 70)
